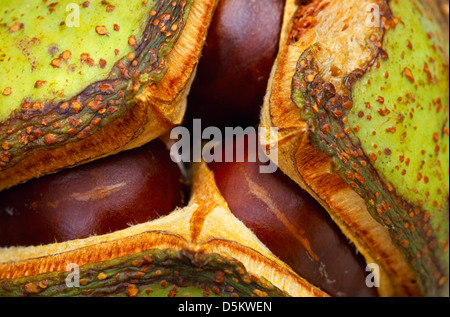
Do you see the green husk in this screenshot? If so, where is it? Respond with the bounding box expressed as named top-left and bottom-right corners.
top-left (0, 249), bottom-right (288, 297)
top-left (292, 0), bottom-right (449, 296)
top-left (0, 0), bottom-right (193, 170)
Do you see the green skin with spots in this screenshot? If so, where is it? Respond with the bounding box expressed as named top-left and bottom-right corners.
top-left (0, 0), bottom-right (154, 120)
top-left (292, 0), bottom-right (449, 296)
top-left (0, 0), bottom-right (192, 170)
top-left (0, 249), bottom-right (288, 297)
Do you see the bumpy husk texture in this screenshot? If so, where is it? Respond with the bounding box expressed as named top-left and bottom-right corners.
top-left (0, 161), bottom-right (327, 297)
top-left (260, 0), bottom-right (449, 297)
top-left (0, 0), bottom-right (217, 192)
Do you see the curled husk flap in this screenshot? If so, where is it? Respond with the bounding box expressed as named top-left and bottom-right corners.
top-left (260, 0), bottom-right (449, 296)
top-left (0, 0), bottom-right (217, 191)
top-left (0, 161), bottom-right (327, 297)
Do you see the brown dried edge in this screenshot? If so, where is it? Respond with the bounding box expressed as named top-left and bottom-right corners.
top-left (0, 161), bottom-right (328, 298)
top-left (0, 0), bottom-right (218, 192)
top-left (259, 0), bottom-right (419, 297)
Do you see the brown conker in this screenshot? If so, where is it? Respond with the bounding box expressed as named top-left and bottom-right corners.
top-left (185, 0), bottom-right (285, 129)
top-left (208, 131), bottom-right (378, 297)
top-left (0, 139), bottom-right (184, 247)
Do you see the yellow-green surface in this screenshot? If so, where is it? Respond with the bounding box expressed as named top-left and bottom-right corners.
top-left (347, 0), bottom-right (449, 295)
top-left (0, 0), bottom-right (191, 173)
top-left (0, 0), bottom-right (155, 121)
top-left (349, 0), bottom-right (449, 218)
top-left (292, 0), bottom-right (449, 296)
